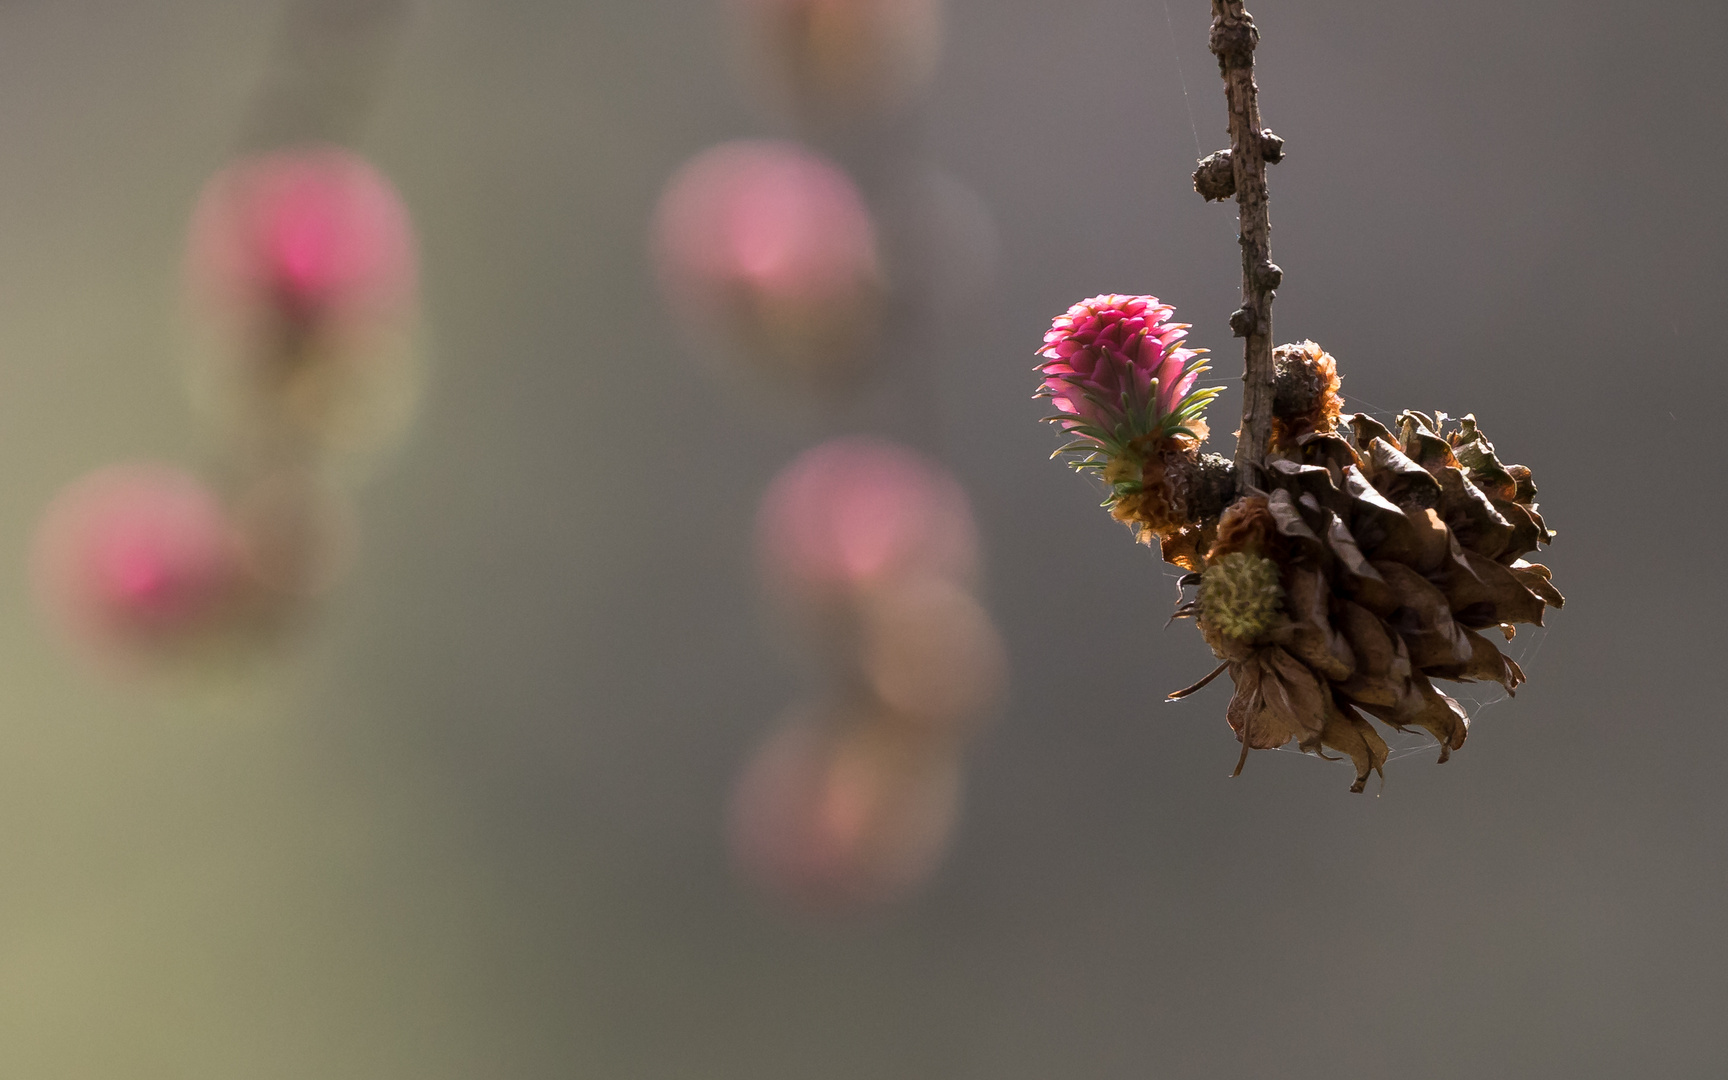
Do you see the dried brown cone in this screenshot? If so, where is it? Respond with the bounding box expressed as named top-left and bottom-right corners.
top-left (1176, 406), bottom-right (1563, 792)
top-left (1268, 340), bottom-right (1343, 450)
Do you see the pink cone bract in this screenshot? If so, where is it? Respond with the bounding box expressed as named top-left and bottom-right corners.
top-left (1036, 294), bottom-right (1218, 454)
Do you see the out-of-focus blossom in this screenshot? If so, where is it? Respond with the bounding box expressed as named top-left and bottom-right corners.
top-left (728, 708), bottom-right (961, 912)
top-left (733, 0), bottom-right (944, 121)
top-left (653, 140), bottom-right (882, 386)
top-left (857, 575), bottom-right (1007, 733)
top-left (756, 436), bottom-right (977, 606)
top-left (744, 438), bottom-right (1003, 912)
top-left (187, 146), bottom-right (417, 333)
top-left (32, 464), bottom-right (243, 661)
top-left (185, 147), bottom-right (422, 463)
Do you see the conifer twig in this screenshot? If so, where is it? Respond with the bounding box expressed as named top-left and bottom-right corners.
top-left (1197, 0), bottom-right (1282, 489)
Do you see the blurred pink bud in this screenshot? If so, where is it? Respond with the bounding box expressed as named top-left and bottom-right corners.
top-left (858, 576), bottom-right (1007, 732)
top-left (734, 0), bottom-right (944, 119)
top-left (756, 437), bottom-right (978, 604)
top-left (653, 141), bottom-right (881, 383)
top-left (728, 710), bottom-right (961, 912)
top-left (33, 464), bottom-right (243, 658)
top-left (187, 146), bottom-right (417, 331)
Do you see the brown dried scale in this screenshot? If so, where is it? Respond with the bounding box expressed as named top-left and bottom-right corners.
top-left (1175, 361), bottom-right (1562, 791)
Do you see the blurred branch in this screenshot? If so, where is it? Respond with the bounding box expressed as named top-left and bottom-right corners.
top-left (1201, 0), bottom-right (1281, 489)
top-left (240, 0), bottom-right (412, 150)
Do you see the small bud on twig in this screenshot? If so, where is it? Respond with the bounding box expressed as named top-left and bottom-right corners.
top-left (1208, 14), bottom-right (1258, 70)
top-left (1208, 0), bottom-right (1275, 487)
top-left (1258, 129), bottom-right (1284, 163)
top-left (1193, 150), bottom-right (1236, 202)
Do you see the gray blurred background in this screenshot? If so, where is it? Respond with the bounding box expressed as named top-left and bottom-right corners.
top-left (0, 0), bottom-right (1717, 1075)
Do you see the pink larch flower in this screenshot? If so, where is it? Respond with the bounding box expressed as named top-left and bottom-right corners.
top-left (653, 141), bottom-right (881, 382)
top-left (187, 147), bottom-right (417, 331)
top-left (755, 436), bottom-right (977, 605)
top-left (1035, 294), bottom-right (1220, 457)
top-left (32, 464), bottom-right (243, 658)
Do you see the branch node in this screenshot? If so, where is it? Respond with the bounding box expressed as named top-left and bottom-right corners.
top-left (1212, 0), bottom-right (1276, 484)
top-left (1193, 150), bottom-right (1236, 201)
top-left (1208, 11), bottom-right (1259, 69)
top-left (1259, 129), bottom-right (1285, 164)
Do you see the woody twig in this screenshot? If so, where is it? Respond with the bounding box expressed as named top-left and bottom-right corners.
top-left (1195, 0), bottom-right (1284, 490)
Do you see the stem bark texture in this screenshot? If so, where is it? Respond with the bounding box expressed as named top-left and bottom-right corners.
top-left (1208, 0), bottom-right (1279, 489)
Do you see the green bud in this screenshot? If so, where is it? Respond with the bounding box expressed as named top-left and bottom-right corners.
top-left (1199, 552), bottom-right (1284, 641)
